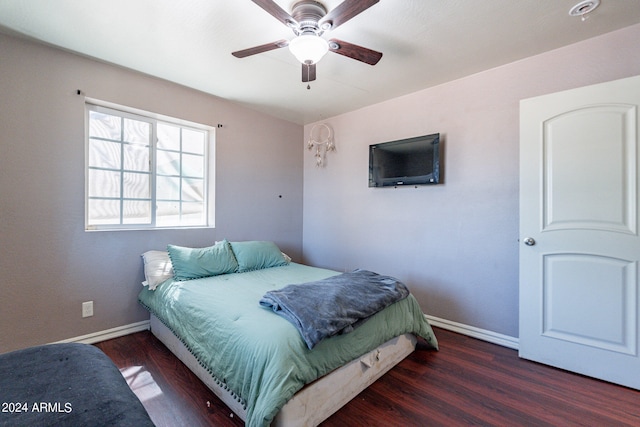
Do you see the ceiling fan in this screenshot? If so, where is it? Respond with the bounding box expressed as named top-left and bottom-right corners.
top-left (232, 0), bottom-right (383, 84)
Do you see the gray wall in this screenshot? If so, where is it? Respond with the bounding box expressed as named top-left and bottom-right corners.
top-left (0, 33), bottom-right (303, 353)
top-left (302, 24), bottom-right (640, 339)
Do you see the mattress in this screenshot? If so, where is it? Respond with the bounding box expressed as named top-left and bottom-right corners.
top-left (138, 262), bottom-right (438, 427)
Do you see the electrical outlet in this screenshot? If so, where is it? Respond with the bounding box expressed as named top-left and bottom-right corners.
top-left (82, 301), bottom-right (93, 318)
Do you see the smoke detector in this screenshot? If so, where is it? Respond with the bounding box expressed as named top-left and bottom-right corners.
top-left (569, 0), bottom-right (600, 21)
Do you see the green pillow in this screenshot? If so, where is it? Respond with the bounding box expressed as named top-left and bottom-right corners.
top-left (230, 241), bottom-right (288, 272)
top-left (167, 240), bottom-right (238, 281)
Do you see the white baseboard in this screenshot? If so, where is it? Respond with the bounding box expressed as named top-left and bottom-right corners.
top-left (425, 315), bottom-right (519, 350)
top-left (53, 320), bottom-right (150, 345)
top-left (53, 316), bottom-right (518, 351)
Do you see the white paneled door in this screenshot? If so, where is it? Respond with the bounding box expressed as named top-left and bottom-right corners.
top-left (519, 75), bottom-right (640, 390)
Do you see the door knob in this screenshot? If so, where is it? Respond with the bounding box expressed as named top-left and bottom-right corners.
top-left (523, 237), bottom-right (536, 246)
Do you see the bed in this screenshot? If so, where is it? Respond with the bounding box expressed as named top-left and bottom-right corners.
top-left (138, 240), bottom-right (438, 427)
top-left (0, 342), bottom-right (155, 427)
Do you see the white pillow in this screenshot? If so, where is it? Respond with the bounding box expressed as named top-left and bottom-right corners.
top-left (141, 250), bottom-right (174, 290)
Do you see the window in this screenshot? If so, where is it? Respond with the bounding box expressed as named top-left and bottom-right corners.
top-left (86, 103), bottom-right (213, 230)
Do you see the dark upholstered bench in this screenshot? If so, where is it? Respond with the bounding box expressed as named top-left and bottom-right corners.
top-left (0, 343), bottom-right (154, 427)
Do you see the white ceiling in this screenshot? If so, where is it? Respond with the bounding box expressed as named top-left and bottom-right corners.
top-left (1, 0), bottom-right (639, 125)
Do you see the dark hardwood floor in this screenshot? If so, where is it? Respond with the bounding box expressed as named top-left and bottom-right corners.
top-left (95, 328), bottom-right (640, 426)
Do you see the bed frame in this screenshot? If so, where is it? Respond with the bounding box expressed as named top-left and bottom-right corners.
top-left (150, 314), bottom-right (416, 426)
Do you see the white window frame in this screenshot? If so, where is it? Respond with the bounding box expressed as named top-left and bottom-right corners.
top-left (85, 100), bottom-right (215, 231)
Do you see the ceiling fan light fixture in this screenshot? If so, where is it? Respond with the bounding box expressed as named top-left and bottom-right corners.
top-left (289, 34), bottom-right (329, 64)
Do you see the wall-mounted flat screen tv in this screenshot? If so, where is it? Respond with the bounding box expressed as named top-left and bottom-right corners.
top-left (369, 133), bottom-right (440, 187)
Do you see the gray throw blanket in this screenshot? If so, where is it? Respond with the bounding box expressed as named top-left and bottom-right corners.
top-left (259, 269), bottom-right (410, 349)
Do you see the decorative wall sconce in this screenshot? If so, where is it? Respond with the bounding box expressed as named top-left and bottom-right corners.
top-left (307, 123), bottom-right (335, 167)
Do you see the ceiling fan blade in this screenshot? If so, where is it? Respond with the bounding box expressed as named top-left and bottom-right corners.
top-left (232, 40), bottom-right (289, 58)
top-left (251, 0), bottom-right (297, 27)
top-left (328, 38), bottom-right (382, 65)
top-left (302, 63), bottom-right (316, 82)
top-left (319, 0), bottom-right (379, 30)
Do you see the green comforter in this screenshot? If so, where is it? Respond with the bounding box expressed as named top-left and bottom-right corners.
top-left (138, 263), bottom-right (438, 427)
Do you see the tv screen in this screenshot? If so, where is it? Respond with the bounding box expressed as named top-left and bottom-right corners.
top-left (369, 133), bottom-right (440, 187)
